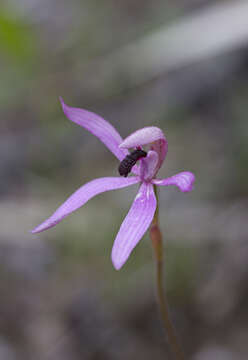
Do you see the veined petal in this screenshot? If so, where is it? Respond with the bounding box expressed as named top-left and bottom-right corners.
top-left (119, 126), bottom-right (168, 173)
top-left (32, 177), bottom-right (140, 233)
top-left (60, 98), bottom-right (128, 161)
top-left (111, 182), bottom-right (156, 270)
top-left (152, 171), bottom-right (195, 192)
top-left (140, 150), bottom-right (159, 181)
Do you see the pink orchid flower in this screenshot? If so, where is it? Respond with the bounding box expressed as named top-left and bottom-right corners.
top-left (32, 98), bottom-right (195, 270)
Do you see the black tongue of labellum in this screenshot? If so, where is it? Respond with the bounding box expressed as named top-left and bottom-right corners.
top-left (118, 149), bottom-right (147, 177)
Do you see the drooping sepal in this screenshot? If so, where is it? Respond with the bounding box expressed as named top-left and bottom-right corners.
top-left (111, 182), bottom-right (157, 270)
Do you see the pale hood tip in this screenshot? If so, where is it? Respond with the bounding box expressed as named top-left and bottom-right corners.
top-left (119, 126), bottom-right (165, 149)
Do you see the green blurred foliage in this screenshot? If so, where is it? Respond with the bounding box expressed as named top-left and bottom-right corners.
top-left (0, 10), bottom-right (36, 63)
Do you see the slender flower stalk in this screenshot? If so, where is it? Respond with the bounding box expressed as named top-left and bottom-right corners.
top-left (150, 187), bottom-right (185, 360)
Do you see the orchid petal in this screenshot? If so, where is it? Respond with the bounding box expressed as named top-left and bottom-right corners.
top-left (119, 126), bottom-right (168, 173)
top-left (140, 150), bottom-right (159, 181)
top-left (32, 177), bottom-right (140, 233)
top-left (60, 98), bottom-right (128, 161)
top-left (152, 171), bottom-right (195, 192)
top-left (111, 182), bottom-right (156, 270)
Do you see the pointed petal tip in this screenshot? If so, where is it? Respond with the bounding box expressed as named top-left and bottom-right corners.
top-left (30, 222), bottom-right (52, 234)
top-left (59, 96), bottom-right (65, 107)
top-left (31, 224), bottom-right (41, 234)
top-left (111, 255), bottom-right (123, 271)
top-left (31, 228), bottom-right (41, 235)
top-left (59, 96), bottom-right (67, 112)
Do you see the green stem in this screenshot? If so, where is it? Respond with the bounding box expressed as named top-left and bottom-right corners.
top-left (150, 186), bottom-right (185, 360)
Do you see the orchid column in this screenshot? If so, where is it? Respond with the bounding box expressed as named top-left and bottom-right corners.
top-left (32, 99), bottom-right (195, 359)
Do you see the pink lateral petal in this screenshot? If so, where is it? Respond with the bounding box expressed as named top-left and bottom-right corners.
top-left (152, 171), bottom-right (195, 192)
top-left (111, 182), bottom-right (157, 270)
top-left (60, 97), bottom-right (128, 161)
top-left (119, 126), bottom-right (168, 173)
top-left (32, 176), bottom-right (140, 234)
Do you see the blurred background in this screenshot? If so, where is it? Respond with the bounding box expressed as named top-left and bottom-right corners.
top-left (1, 0), bottom-right (248, 359)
